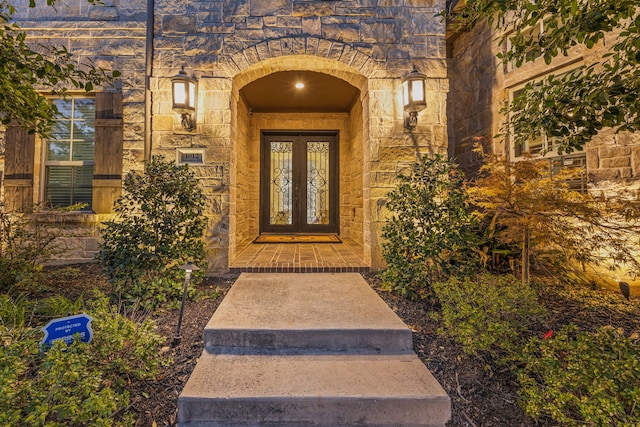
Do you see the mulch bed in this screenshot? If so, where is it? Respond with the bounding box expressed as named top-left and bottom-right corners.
top-left (37, 264), bottom-right (638, 426)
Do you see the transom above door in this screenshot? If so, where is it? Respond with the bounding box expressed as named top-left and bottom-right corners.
top-left (260, 131), bottom-right (339, 234)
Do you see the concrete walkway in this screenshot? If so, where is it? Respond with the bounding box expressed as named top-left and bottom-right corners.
top-left (178, 273), bottom-right (451, 426)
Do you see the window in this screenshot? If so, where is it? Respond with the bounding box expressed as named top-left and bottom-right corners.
top-left (551, 153), bottom-right (587, 193)
top-left (509, 66), bottom-right (582, 159)
top-left (510, 87), bottom-right (553, 157)
top-left (505, 21), bottom-right (543, 72)
top-left (44, 98), bottom-right (96, 208)
top-left (510, 88), bottom-right (553, 156)
top-left (3, 92), bottom-right (121, 214)
top-left (508, 69), bottom-right (587, 192)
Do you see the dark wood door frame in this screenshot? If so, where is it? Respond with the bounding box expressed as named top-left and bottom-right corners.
top-left (260, 130), bottom-right (340, 234)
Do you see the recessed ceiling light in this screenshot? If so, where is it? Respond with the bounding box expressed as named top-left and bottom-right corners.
top-left (295, 82), bottom-right (304, 89)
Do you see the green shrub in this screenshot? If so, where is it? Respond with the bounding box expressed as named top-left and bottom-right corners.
top-left (86, 294), bottom-right (167, 383)
top-left (0, 202), bottom-right (74, 293)
top-left (0, 293), bottom-right (32, 328)
top-left (432, 273), bottom-right (546, 360)
top-left (518, 325), bottom-right (640, 426)
top-left (97, 155), bottom-right (207, 308)
top-left (13, 340), bottom-right (130, 427)
top-left (123, 276), bottom-right (194, 311)
top-left (381, 154), bottom-right (476, 299)
top-left (0, 293), bottom-right (166, 426)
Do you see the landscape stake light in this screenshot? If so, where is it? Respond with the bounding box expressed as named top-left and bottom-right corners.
top-left (402, 66), bottom-right (427, 130)
top-left (172, 66), bottom-right (198, 132)
top-left (172, 261), bottom-right (200, 347)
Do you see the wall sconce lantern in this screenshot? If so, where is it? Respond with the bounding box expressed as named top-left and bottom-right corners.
top-left (172, 67), bottom-right (197, 132)
top-left (402, 66), bottom-right (427, 130)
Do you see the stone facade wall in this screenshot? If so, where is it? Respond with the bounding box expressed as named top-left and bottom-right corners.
top-left (346, 97), bottom-right (365, 249)
top-left (12, 0), bottom-right (148, 168)
top-left (448, 19), bottom-right (640, 288)
top-left (154, 0), bottom-right (450, 271)
top-left (449, 20), bottom-right (640, 193)
top-left (230, 97), bottom-right (255, 258)
top-left (3, 0), bottom-right (451, 272)
top-left (39, 213), bottom-right (109, 263)
top-left (446, 21), bottom-right (496, 174)
top-left (586, 130), bottom-right (640, 198)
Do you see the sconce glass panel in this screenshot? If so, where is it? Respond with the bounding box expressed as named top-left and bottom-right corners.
top-left (173, 81), bottom-right (187, 106)
top-left (402, 68), bottom-right (427, 113)
top-left (188, 81), bottom-right (196, 110)
top-left (172, 70), bottom-right (197, 111)
top-left (411, 79), bottom-right (425, 103)
top-left (403, 81), bottom-right (410, 109)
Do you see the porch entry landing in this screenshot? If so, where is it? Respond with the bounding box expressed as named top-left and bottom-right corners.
top-left (230, 238), bottom-right (368, 273)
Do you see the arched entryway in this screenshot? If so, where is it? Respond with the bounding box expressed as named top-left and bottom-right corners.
top-left (228, 55), bottom-right (371, 269)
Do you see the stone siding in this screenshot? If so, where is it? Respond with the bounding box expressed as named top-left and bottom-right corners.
top-left (446, 21), bottom-right (496, 175)
top-left (449, 19), bottom-right (640, 194)
top-left (448, 18), bottom-right (640, 288)
top-left (3, 0), bottom-right (450, 271)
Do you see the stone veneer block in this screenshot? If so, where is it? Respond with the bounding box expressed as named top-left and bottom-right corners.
top-left (162, 15), bottom-right (196, 35)
top-left (88, 5), bottom-right (119, 21)
top-left (250, 0), bottom-right (290, 16)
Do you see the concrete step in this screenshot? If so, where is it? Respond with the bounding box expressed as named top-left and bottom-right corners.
top-left (178, 353), bottom-right (450, 427)
top-left (203, 273), bottom-right (413, 354)
top-left (178, 273), bottom-right (451, 426)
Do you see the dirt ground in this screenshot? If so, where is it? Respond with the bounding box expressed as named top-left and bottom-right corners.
top-left (38, 264), bottom-right (639, 427)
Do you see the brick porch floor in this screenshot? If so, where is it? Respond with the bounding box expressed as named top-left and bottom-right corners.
top-left (229, 238), bottom-right (369, 273)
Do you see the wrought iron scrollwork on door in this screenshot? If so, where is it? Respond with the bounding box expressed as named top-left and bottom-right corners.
top-left (269, 141), bottom-right (293, 225)
top-left (306, 141), bottom-right (330, 225)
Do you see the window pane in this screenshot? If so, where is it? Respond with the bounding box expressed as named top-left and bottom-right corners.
top-left (307, 141), bottom-right (330, 225)
top-left (72, 166), bottom-right (94, 206)
top-left (528, 135), bottom-right (544, 154)
top-left (45, 166), bottom-right (93, 208)
top-left (75, 121), bottom-right (95, 139)
top-left (53, 99), bottom-right (73, 119)
top-left (74, 98), bottom-right (96, 119)
top-left (511, 89), bottom-right (544, 156)
top-left (45, 166), bottom-right (73, 207)
top-left (514, 141), bottom-right (523, 158)
top-left (47, 141), bottom-right (71, 161)
top-left (72, 140), bottom-right (95, 161)
top-left (51, 120), bottom-right (71, 141)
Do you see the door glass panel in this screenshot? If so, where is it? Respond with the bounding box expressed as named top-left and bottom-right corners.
top-left (306, 141), bottom-right (330, 225)
top-left (269, 141), bottom-right (293, 225)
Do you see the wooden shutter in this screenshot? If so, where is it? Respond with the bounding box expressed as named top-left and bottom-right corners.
top-left (4, 124), bottom-right (36, 212)
top-left (93, 92), bottom-right (123, 214)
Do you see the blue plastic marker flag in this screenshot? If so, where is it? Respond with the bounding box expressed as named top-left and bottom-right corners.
top-left (41, 313), bottom-right (94, 348)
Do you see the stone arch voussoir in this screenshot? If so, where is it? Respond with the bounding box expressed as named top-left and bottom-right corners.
top-left (222, 36), bottom-right (386, 93)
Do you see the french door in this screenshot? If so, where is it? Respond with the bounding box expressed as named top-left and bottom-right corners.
top-left (260, 131), bottom-right (339, 234)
